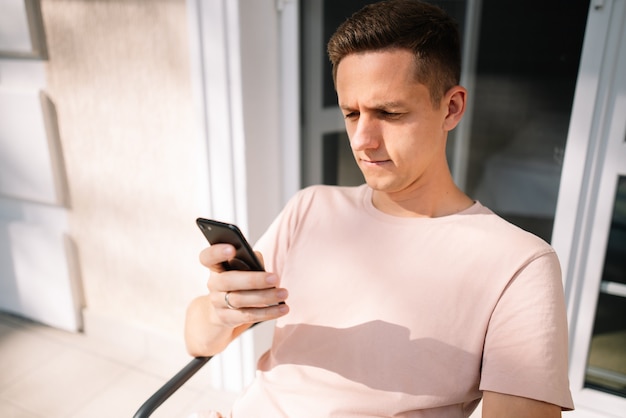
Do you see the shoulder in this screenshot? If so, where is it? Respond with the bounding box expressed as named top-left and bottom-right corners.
top-left (464, 202), bottom-right (555, 260)
top-left (295, 184), bottom-right (366, 201)
top-left (259, 184), bottom-right (365, 241)
top-left (286, 184), bottom-right (366, 213)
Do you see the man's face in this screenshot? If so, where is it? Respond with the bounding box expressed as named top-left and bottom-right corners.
top-left (336, 49), bottom-right (453, 199)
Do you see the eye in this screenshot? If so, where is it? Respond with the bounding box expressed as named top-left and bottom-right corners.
top-left (378, 110), bottom-right (402, 120)
top-left (343, 111), bottom-right (359, 120)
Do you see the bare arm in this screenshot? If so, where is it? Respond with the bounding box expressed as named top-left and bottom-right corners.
top-left (184, 244), bottom-right (289, 357)
top-left (482, 391), bottom-right (561, 418)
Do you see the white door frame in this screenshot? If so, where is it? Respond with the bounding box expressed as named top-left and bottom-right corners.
top-left (186, 0), bottom-right (300, 392)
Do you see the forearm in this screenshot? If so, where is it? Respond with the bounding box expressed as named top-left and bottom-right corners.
top-left (184, 295), bottom-right (251, 357)
top-left (482, 391), bottom-right (561, 418)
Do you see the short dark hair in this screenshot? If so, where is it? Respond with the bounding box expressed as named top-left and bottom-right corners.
top-left (327, 0), bottom-right (461, 106)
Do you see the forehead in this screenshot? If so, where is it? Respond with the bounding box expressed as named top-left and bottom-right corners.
top-left (336, 49), bottom-right (430, 106)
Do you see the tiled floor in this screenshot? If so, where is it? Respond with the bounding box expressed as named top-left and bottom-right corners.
top-left (0, 312), bottom-right (237, 418)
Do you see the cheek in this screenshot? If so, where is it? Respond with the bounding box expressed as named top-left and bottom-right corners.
top-left (387, 134), bottom-right (436, 168)
top-left (385, 132), bottom-right (418, 157)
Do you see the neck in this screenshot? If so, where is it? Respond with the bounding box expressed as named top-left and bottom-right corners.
top-left (371, 176), bottom-right (474, 218)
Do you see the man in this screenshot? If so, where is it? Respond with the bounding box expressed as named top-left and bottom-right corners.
top-left (185, 1), bottom-right (574, 416)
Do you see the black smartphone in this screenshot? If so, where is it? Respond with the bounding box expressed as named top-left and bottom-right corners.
top-left (196, 218), bottom-right (264, 271)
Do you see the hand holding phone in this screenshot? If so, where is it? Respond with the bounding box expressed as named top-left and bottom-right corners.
top-left (196, 218), bottom-right (287, 319)
top-left (196, 218), bottom-right (264, 272)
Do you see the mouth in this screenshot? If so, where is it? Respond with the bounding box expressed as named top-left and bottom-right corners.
top-left (360, 158), bottom-right (392, 166)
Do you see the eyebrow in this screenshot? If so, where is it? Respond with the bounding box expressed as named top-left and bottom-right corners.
top-left (340, 101), bottom-right (406, 112)
top-left (376, 101), bottom-right (405, 109)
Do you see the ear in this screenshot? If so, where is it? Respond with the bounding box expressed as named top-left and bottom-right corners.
top-left (442, 86), bottom-right (467, 131)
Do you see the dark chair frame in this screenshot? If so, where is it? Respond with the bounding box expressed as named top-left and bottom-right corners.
top-left (134, 322), bottom-right (261, 418)
top-left (133, 356), bottom-right (212, 418)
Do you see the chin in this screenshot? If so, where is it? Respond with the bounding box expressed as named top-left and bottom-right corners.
top-left (364, 178), bottom-right (394, 192)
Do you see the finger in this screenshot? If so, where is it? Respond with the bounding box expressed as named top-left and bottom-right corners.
top-left (199, 244), bottom-right (235, 271)
top-left (215, 302), bottom-right (290, 327)
top-left (209, 270), bottom-right (279, 294)
top-left (255, 251), bottom-right (266, 269)
top-left (221, 287), bottom-right (288, 310)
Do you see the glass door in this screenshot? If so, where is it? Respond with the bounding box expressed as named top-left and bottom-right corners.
top-left (584, 177), bottom-right (626, 398)
top-left (459, 0), bottom-right (589, 242)
top-left (300, 0), bottom-right (371, 187)
top-left (553, 0), bottom-right (626, 415)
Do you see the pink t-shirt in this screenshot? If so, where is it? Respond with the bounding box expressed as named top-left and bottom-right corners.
top-left (230, 185), bottom-right (574, 417)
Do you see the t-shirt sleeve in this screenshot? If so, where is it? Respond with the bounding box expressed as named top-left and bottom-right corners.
top-left (480, 250), bottom-right (575, 410)
top-left (253, 187), bottom-right (311, 276)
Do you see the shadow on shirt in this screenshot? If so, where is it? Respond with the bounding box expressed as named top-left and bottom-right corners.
top-left (259, 320), bottom-right (481, 397)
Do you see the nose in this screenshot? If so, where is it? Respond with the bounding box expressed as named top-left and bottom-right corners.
top-left (349, 115), bottom-right (380, 152)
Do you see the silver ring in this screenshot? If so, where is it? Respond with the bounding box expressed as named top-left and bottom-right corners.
top-left (224, 291), bottom-right (237, 310)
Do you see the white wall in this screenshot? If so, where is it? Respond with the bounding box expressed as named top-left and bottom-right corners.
top-left (40, 0), bottom-right (211, 338)
top-left (0, 0), bottom-right (295, 394)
